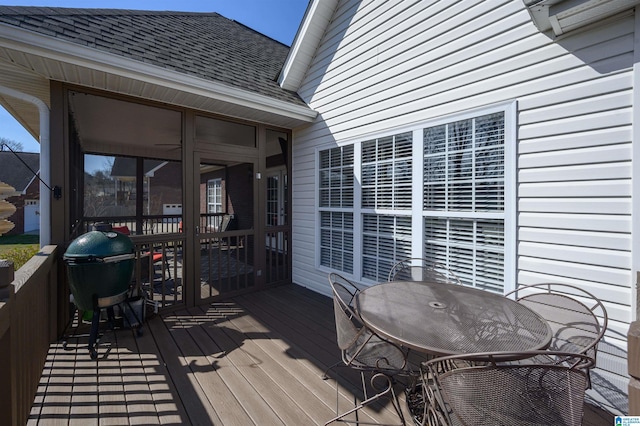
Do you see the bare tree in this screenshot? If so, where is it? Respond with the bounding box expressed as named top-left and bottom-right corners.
top-left (0, 137), bottom-right (24, 152)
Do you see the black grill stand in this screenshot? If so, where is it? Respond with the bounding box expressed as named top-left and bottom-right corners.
top-left (62, 290), bottom-right (144, 359)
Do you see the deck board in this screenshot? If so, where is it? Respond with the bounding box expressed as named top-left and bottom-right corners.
top-left (29, 284), bottom-right (615, 425)
top-left (235, 289), bottom-right (400, 423)
top-left (116, 328), bottom-right (160, 425)
top-left (147, 313), bottom-right (222, 425)
top-left (133, 316), bottom-right (186, 425)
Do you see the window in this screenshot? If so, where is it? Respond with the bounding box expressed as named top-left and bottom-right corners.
top-left (317, 104), bottom-right (513, 291)
top-left (361, 132), bottom-right (414, 280)
top-left (424, 112), bottom-right (506, 292)
top-left (362, 214), bottom-right (411, 281)
top-left (318, 146), bottom-right (354, 273)
top-left (207, 178), bottom-right (222, 214)
top-left (82, 154), bottom-right (183, 234)
top-left (362, 132), bottom-right (413, 209)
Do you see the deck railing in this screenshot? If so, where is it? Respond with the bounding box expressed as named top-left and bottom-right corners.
top-left (79, 213), bottom-right (229, 236)
top-left (0, 245), bottom-right (59, 426)
top-left (129, 232), bottom-right (186, 311)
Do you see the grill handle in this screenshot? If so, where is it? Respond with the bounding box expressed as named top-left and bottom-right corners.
top-left (101, 253), bottom-right (136, 263)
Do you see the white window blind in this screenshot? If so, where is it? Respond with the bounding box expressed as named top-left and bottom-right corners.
top-left (362, 214), bottom-right (412, 281)
top-left (362, 132), bottom-right (413, 209)
top-left (423, 112), bottom-right (506, 291)
top-left (319, 146), bottom-right (354, 208)
top-left (318, 146), bottom-right (354, 273)
top-left (320, 211), bottom-right (354, 273)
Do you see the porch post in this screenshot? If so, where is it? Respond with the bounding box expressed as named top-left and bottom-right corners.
top-left (0, 85), bottom-right (50, 247)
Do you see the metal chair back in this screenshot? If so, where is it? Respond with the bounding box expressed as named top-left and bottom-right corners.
top-left (325, 273), bottom-right (407, 425)
top-left (387, 258), bottom-right (462, 285)
top-left (505, 283), bottom-right (607, 361)
top-left (422, 351), bottom-right (593, 426)
top-left (328, 273), bottom-right (406, 371)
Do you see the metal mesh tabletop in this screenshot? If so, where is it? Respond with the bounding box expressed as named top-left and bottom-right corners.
top-left (355, 281), bottom-right (552, 357)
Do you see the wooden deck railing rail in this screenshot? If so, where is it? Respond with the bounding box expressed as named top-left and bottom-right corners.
top-left (0, 245), bottom-right (59, 426)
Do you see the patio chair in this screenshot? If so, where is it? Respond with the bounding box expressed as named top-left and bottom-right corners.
top-left (417, 350), bottom-right (593, 426)
top-left (323, 273), bottom-right (408, 425)
top-left (387, 258), bottom-right (462, 285)
top-left (201, 214), bottom-right (244, 251)
top-left (504, 283), bottom-right (607, 386)
top-left (113, 225), bottom-right (171, 280)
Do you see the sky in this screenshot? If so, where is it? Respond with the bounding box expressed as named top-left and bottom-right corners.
top-left (0, 0), bottom-right (309, 153)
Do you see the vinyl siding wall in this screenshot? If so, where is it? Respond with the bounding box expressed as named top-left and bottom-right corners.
top-left (291, 0), bottom-right (635, 414)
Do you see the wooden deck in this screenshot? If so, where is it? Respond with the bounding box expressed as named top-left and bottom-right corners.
top-left (28, 284), bottom-right (614, 425)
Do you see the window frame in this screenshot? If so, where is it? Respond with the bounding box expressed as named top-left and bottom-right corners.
top-left (316, 145), bottom-right (356, 274)
top-left (207, 178), bottom-right (223, 214)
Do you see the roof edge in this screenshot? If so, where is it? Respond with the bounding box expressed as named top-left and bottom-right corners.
top-left (278, 0), bottom-right (339, 92)
top-left (0, 23), bottom-right (317, 123)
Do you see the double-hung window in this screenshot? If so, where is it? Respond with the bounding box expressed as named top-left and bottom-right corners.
top-left (207, 178), bottom-right (222, 214)
top-left (317, 103), bottom-right (514, 292)
top-left (361, 133), bottom-right (413, 281)
top-left (423, 112), bottom-right (508, 292)
top-left (318, 146), bottom-right (354, 273)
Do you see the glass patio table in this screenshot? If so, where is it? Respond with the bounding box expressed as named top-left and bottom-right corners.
top-left (355, 280), bottom-right (553, 359)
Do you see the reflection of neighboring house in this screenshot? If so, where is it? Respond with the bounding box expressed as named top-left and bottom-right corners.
top-left (109, 157), bottom-right (182, 216)
top-left (0, 151), bottom-right (39, 235)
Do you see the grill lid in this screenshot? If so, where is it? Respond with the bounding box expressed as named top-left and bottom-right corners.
top-left (64, 230), bottom-right (134, 262)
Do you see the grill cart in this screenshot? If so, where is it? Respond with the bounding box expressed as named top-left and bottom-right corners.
top-left (63, 229), bottom-right (142, 359)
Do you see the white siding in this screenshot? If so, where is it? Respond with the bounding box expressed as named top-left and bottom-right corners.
top-left (291, 0), bottom-right (634, 414)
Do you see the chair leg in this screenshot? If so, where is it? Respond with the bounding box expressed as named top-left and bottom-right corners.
top-left (164, 259), bottom-right (172, 279)
top-left (153, 257), bottom-right (171, 280)
top-left (322, 361), bottom-right (342, 380)
top-left (324, 370), bottom-right (405, 426)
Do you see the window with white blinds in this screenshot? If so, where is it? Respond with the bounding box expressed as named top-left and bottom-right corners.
top-left (362, 214), bottom-right (412, 281)
top-left (362, 132), bottom-right (413, 209)
top-left (423, 112), bottom-right (506, 291)
top-left (317, 105), bottom-right (512, 290)
top-left (319, 146), bottom-right (354, 208)
top-left (320, 211), bottom-right (354, 273)
top-left (319, 146), bottom-right (354, 273)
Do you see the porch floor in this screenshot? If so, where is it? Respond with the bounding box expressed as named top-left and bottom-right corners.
top-left (29, 284), bottom-right (614, 425)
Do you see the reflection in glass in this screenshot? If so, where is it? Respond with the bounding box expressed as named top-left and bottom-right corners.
top-left (83, 153), bottom-right (183, 234)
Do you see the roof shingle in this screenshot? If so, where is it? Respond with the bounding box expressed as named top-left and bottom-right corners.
top-left (0, 151), bottom-right (39, 192)
top-left (0, 7), bottom-right (305, 106)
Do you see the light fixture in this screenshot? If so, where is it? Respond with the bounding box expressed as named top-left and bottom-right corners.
top-left (523, 0), bottom-right (640, 36)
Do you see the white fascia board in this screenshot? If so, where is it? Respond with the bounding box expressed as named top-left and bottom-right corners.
top-left (279, 0), bottom-right (339, 92)
top-left (145, 161), bottom-right (167, 177)
top-left (23, 171), bottom-right (39, 195)
top-left (0, 24), bottom-right (317, 122)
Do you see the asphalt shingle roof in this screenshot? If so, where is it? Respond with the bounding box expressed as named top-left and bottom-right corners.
top-left (0, 6), bottom-right (305, 106)
top-left (0, 151), bottom-right (39, 192)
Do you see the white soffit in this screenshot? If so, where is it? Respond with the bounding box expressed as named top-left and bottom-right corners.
top-left (279, 0), bottom-right (339, 92)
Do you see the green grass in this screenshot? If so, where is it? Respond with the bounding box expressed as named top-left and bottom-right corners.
top-left (0, 234), bottom-right (40, 269)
